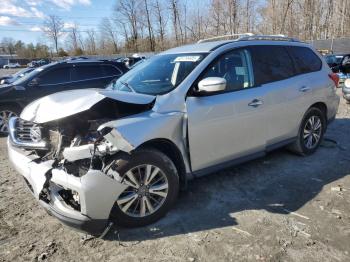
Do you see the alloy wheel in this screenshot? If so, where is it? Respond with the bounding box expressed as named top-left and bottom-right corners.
top-left (303, 115), bottom-right (322, 149)
top-left (117, 164), bottom-right (169, 218)
top-left (0, 110), bottom-right (17, 134)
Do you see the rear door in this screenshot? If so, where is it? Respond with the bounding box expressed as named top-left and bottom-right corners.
top-left (186, 48), bottom-right (269, 172)
top-left (248, 45), bottom-right (320, 146)
top-left (71, 63), bottom-right (123, 89)
top-left (71, 64), bottom-right (105, 90)
top-left (286, 46), bottom-right (324, 133)
top-left (247, 45), bottom-right (301, 145)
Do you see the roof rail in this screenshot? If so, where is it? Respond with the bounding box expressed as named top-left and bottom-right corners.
top-left (238, 34), bottom-right (300, 42)
top-left (197, 33), bottom-right (254, 43)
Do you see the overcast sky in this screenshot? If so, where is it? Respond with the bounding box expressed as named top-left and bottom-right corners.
top-left (0, 0), bottom-right (113, 44)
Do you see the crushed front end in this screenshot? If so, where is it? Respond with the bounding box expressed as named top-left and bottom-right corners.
top-left (7, 116), bottom-right (130, 236)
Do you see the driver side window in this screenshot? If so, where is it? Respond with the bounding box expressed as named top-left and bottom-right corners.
top-left (200, 49), bottom-right (254, 92)
top-left (39, 67), bottom-right (71, 85)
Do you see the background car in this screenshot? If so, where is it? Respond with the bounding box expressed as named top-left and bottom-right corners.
top-left (0, 58), bottom-right (128, 134)
top-left (324, 54), bottom-right (344, 72)
top-left (116, 54), bottom-right (146, 68)
top-left (342, 79), bottom-right (350, 103)
top-left (0, 67), bottom-right (35, 85)
top-left (27, 59), bottom-right (51, 68)
top-left (338, 54), bottom-right (350, 86)
top-left (3, 63), bottom-right (21, 69)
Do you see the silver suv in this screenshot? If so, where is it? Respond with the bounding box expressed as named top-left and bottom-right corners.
top-left (7, 35), bottom-right (340, 236)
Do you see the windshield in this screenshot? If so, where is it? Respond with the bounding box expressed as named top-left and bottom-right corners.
top-left (7, 68), bottom-right (34, 83)
top-left (11, 67), bottom-right (45, 85)
top-left (108, 53), bottom-right (207, 95)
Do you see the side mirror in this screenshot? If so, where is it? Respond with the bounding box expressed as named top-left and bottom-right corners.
top-left (198, 77), bottom-right (226, 93)
top-left (344, 79), bottom-right (350, 88)
top-left (28, 77), bottom-right (40, 87)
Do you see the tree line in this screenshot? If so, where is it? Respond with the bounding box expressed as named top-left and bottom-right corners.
top-left (1, 0), bottom-right (350, 58)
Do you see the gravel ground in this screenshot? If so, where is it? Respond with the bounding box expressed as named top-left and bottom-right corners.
top-left (0, 68), bottom-right (23, 77)
top-left (0, 69), bottom-right (349, 261)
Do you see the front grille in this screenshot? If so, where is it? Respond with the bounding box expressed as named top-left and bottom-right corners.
top-left (8, 117), bottom-right (47, 149)
top-left (15, 119), bottom-right (37, 142)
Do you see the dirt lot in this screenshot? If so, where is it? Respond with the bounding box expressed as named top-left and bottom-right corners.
top-left (0, 68), bottom-right (349, 261)
top-left (0, 68), bottom-right (23, 77)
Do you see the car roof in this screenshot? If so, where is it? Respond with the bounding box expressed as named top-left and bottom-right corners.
top-left (30, 59), bottom-right (127, 71)
top-left (161, 38), bottom-right (308, 55)
top-left (162, 40), bottom-right (234, 54)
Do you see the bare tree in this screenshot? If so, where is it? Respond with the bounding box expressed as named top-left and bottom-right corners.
top-left (227, 0), bottom-right (239, 34)
top-left (42, 15), bottom-right (64, 55)
top-left (1, 37), bottom-right (16, 57)
top-left (100, 18), bottom-right (118, 53)
top-left (154, 0), bottom-right (167, 50)
top-left (114, 0), bottom-right (140, 52)
top-left (170, 0), bottom-right (180, 44)
top-left (143, 0), bottom-right (155, 51)
top-left (280, 0), bottom-right (294, 34)
top-left (68, 23), bottom-right (80, 52)
top-left (86, 29), bottom-right (97, 54)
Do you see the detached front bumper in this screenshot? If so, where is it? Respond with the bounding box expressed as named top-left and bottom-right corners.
top-left (7, 139), bottom-right (127, 236)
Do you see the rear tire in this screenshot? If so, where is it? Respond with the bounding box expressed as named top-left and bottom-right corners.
top-left (288, 107), bottom-right (326, 156)
top-left (109, 148), bottom-right (179, 227)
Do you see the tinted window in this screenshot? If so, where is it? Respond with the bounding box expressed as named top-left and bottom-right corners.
top-left (102, 65), bottom-right (122, 77)
top-left (39, 67), bottom-right (71, 85)
top-left (199, 48), bottom-right (254, 92)
top-left (249, 46), bottom-right (296, 85)
top-left (72, 65), bottom-right (104, 81)
top-left (287, 46), bottom-right (322, 74)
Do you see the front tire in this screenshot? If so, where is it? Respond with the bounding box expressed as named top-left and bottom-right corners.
top-left (109, 148), bottom-right (179, 227)
top-left (288, 107), bottom-right (326, 156)
top-left (0, 105), bottom-right (21, 135)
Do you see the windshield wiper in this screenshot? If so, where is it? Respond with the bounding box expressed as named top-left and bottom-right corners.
top-left (120, 81), bottom-right (136, 93)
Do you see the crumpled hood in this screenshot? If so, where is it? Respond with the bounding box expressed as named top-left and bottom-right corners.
top-left (21, 89), bottom-right (155, 123)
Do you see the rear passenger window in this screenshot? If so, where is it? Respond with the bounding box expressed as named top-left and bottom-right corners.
top-left (102, 65), bottom-right (122, 77)
top-left (72, 65), bottom-right (104, 81)
top-left (287, 46), bottom-right (322, 74)
top-left (39, 67), bottom-right (71, 85)
top-left (249, 46), bottom-right (296, 85)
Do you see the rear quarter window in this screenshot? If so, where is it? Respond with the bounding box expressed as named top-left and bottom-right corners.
top-left (249, 45), bottom-right (296, 85)
top-left (287, 46), bottom-right (322, 74)
top-left (102, 65), bottom-right (122, 77)
top-left (71, 64), bottom-right (104, 81)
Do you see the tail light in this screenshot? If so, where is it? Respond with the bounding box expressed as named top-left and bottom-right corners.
top-left (328, 73), bottom-right (339, 88)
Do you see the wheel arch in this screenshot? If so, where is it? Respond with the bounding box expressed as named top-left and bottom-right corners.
top-left (138, 138), bottom-right (188, 190)
top-left (309, 102), bottom-right (327, 120)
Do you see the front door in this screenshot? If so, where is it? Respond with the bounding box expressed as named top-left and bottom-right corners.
top-left (186, 48), bottom-right (268, 172)
top-left (25, 66), bottom-right (72, 103)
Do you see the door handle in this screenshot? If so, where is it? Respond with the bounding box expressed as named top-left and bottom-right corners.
top-left (248, 99), bottom-right (263, 107)
top-left (299, 86), bottom-right (311, 92)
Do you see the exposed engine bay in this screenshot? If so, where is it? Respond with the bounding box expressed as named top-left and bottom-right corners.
top-left (31, 98), bottom-right (153, 173)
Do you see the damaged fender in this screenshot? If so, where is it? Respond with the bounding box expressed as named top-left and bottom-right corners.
top-left (98, 110), bottom-right (191, 173)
